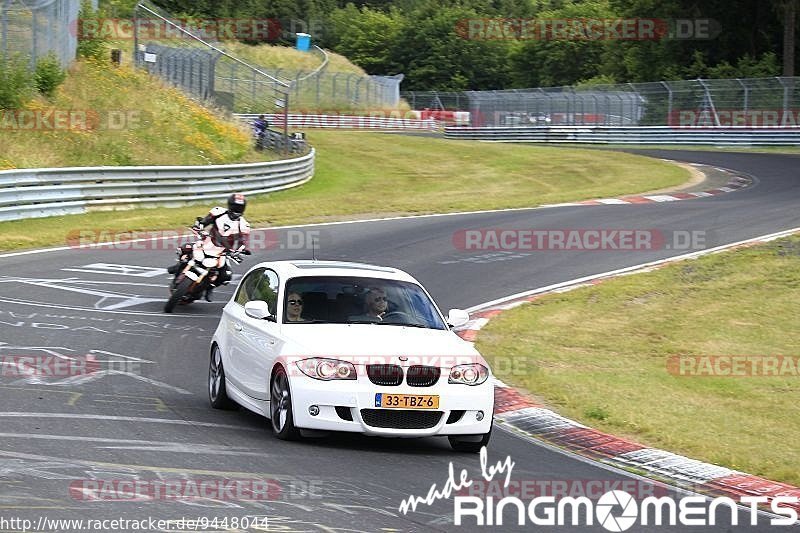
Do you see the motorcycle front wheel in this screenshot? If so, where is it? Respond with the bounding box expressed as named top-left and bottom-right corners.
top-left (164, 277), bottom-right (195, 313)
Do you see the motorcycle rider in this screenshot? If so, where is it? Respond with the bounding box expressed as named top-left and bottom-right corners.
top-left (253, 115), bottom-right (269, 150)
top-left (168, 193), bottom-right (252, 301)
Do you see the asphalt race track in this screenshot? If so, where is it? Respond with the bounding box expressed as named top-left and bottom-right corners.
top-left (0, 149), bottom-right (798, 532)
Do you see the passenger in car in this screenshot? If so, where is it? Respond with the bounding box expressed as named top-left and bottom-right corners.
top-left (349, 287), bottom-right (387, 322)
top-left (285, 292), bottom-right (305, 322)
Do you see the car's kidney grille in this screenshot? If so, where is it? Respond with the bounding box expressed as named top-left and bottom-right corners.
top-left (360, 409), bottom-right (443, 429)
top-left (367, 364), bottom-right (403, 386)
top-left (406, 365), bottom-right (441, 387)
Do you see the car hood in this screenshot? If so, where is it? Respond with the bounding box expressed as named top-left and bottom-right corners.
top-left (280, 324), bottom-right (484, 366)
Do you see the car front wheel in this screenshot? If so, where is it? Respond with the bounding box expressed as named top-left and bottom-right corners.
top-left (270, 366), bottom-right (300, 440)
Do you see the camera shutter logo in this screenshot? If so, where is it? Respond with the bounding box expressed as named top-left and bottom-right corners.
top-left (596, 490), bottom-right (638, 532)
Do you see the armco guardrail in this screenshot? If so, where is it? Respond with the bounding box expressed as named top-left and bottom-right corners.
top-left (237, 114), bottom-right (438, 130)
top-left (0, 149), bottom-right (314, 222)
top-left (443, 126), bottom-right (800, 145)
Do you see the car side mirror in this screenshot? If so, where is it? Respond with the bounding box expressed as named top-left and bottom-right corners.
top-left (245, 300), bottom-right (274, 321)
top-left (447, 309), bottom-right (470, 329)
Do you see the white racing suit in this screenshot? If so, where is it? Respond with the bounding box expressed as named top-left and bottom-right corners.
top-left (168, 207), bottom-right (251, 299)
top-left (196, 207), bottom-right (251, 287)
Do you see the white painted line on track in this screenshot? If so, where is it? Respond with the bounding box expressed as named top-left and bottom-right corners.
top-left (0, 412), bottom-right (262, 430)
top-left (466, 225), bottom-right (800, 313)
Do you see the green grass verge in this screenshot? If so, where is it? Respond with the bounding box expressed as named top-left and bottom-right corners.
top-left (222, 42), bottom-right (367, 75)
top-left (0, 131), bottom-right (688, 251)
top-left (475, 235), bottom-right (800, 485)
top-left (0, 59), bottom-right (269, 169)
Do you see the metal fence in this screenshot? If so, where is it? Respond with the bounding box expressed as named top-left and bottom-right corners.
top-left (0, 149), bottom-right (315, 221)
top-left (405, 79), bottom-right (800, 128)
top-left (443, 126), bottom-right (800, 145)
top-left (285, 71), bottom-right (403, 111)
top-left (0, 0), bottom-right (84, 67)
top-left (400, 91), bottom-right (469, 111)
top-left (133, 1), bottom-right (292, 145)
top-left (132, 2), bottom-right (401, 118)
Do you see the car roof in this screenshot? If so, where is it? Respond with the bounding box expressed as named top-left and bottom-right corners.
top-left (247, 260), bottom-right (419, 283)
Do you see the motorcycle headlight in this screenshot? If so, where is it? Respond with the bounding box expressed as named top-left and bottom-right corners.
top-left (448, 364), bottom-right (489, 386)
top-left (296, 358), bottom-right (357, 381)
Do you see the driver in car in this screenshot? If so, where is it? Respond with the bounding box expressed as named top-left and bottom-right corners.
top-left (349, 287), bottom-right (387, 322)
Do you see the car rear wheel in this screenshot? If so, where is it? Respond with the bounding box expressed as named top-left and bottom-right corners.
top-left (270, 366), bottom-right (300, 440)
top-left (449, 427), bottom-right (492, 453)
top-left (208, 345), bottom-right (235, 409)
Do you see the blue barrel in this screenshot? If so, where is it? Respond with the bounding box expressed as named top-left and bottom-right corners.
top-left (296, 33), bottom-right (311, 52)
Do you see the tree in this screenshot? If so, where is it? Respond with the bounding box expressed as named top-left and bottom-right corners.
top-left (782, 0), bottom-right (797, 76)
top-left (327, 5), bottom-right (405, 73)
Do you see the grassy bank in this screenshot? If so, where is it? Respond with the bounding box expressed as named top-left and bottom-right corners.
top-left (0, 59), bottom-right (266, 169)
top-left (0, 130), bottom-right (688, 251)
top-left (476, 235), bottom-right (800, 485)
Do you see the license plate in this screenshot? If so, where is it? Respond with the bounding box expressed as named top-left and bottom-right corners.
top-left (375, 393), bottom-right (439, 409)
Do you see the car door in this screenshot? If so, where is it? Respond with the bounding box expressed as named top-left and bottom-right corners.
top-left (229, 268), bottom-right (281, 400)
top-left (222, 267), bottom-right (265, 394)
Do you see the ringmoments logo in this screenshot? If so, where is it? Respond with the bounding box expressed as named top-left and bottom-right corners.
top-left (398, 451), bottom-right (798, 529)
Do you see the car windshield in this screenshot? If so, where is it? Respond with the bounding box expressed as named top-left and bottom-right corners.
top-left (282, 276), bottom-right (448, 330)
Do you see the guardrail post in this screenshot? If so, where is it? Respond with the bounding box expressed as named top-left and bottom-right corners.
top-left (660, 81), bottom-right (673, 126)
top-left (737, 78), bottom-right (748, 124)
top-left (1, 0), bottom-right (9, 61)
top-left (697, 78), bottom-right (720, 126)
top-left (777, 76), bottom-right (789, 122)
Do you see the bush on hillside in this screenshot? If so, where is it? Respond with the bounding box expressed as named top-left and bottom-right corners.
top-left (0, 58), bottom-right (33, 110)
top-left (77, 0), bottom-right (109, 60)
top-left (34, 54), bottom-right (67, 97)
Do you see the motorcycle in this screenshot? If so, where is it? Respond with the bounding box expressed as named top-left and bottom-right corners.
top-left (164, 227), bottom-right (246, 313)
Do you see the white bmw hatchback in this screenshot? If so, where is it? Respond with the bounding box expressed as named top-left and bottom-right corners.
top-left (209, 260), bottom-right (494, 452)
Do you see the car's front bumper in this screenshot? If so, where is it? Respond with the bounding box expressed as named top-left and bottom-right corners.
top-left (289, 372), bottom-right (494, 437)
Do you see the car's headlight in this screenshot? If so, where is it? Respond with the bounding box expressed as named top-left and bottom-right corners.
top-left (448, 364), bottom-right (489, 385)
top-left (296, 358), bottom-right (357, 380)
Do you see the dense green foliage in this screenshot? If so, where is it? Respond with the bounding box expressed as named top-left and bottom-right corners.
top-left (0, 58), bottom-right (34, 110)
top-left (78, 0), bottom-right (110, 60)
top-left (33, 54), bottom-right (67, 97)
top-left (149, 0), bottom-right (796, 90)
top-left (0, 53), bottom-right (67, 109)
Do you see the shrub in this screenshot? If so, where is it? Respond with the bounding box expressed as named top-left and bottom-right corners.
top-left (34, 54), bottom-right (67, 97)
top-left (77, 0), bottom-right (108, 60)
top-left (0, 57), bottom-right (33, 109)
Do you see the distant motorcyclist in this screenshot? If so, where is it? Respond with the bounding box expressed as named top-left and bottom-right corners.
top-left (253, 115), bottom-right (269, 150)
top-left (169, 193), bottom-right (252, 301)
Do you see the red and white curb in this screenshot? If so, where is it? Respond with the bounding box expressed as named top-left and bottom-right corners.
top-left (543, 166), bottom-right (752, 207)
top-left (456, 225), bottom-right (800, 511)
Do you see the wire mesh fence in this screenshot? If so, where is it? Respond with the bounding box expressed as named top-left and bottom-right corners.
top-left (132, 2), bottom-right (401, 114)
top-left (0, 0), bottom-right (83, 67)
top-left (285, 71), bottom-right (403, 111)
top-left (400, 91), bottom-right (469, 111)
top-left (133, 2), bottom-right (291, 120)
top-left (405, 79), bottom-right (800, 127)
